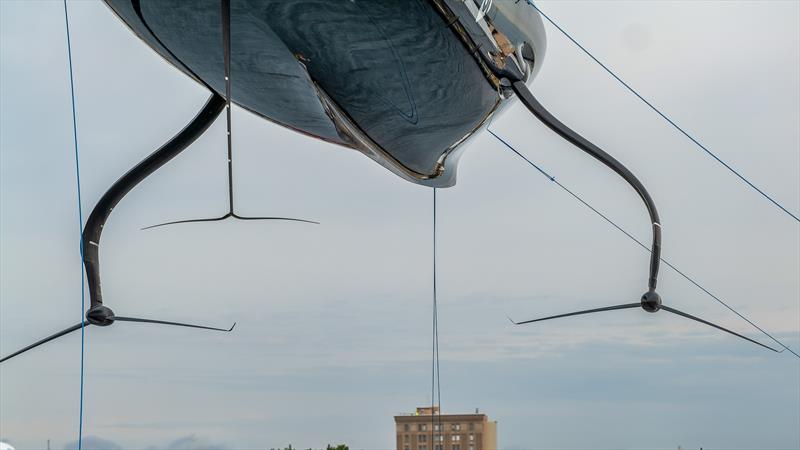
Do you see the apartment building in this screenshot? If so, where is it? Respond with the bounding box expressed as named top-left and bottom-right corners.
top-left (394, 407), bottom-right (497, 450)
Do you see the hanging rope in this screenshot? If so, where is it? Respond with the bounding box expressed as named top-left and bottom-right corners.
top-left (487, 129), bottom-right (799, 358)
top-left (62, 0), bottom-right (87, 447)
top-left (430, 188), bottom-right (442, 444)
top-left (524, 0), bottom-right (799, 223)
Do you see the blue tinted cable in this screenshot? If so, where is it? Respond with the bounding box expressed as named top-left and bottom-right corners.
top-left (63, 1), bottom-right (87, 447)
top-left (526, 0), bottom-right (799, 223)
top-left (488, 129), bottom-right (799, 358)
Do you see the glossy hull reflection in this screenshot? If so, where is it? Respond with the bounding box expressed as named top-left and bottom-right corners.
top-left (104, 0), bottom-right (546, 187)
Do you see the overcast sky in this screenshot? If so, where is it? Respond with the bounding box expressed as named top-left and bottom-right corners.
top-left (1, 1), bottom-right (799, 449)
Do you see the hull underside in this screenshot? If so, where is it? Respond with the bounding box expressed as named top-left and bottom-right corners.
top-left (105, 0), bottom-right (544, 186)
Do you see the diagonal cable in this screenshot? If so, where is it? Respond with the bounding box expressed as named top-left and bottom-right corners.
top-left (525, 0), bottom-right (799, 223)
top-left (488, 129), bottom-right (799, 358)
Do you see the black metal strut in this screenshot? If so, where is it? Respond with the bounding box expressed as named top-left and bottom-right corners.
top-left (83, 94), bottom-right (226, 312)
top-left (473, 36), bottom-right (664, 293)
top-left (1, 94), bottom-right (234, 363)
top-left (511, 80), bottom-right (662, 294)
top-left (3, 0), bottom-right (328, 363)
top-left (499, 55), bottom-right (777, 353)
top-left (142, 0), bottom-right (318, 230)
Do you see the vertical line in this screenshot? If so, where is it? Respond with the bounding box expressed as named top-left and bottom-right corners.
top-left (434, 188), bottom-right (442, 444)
top-left (430, 187), bottom-right (442, 447)
top-left (430, 192), bottom-right (435, 442)
top-left (430, 188), bottom-right (436, 446)
top-left (221, 0), bottom-right (234, 214)
top-left (62, 1), bottom-right (86, 448)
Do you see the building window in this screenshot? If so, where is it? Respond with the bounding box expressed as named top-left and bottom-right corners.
top-left (419, 424), bottom-right (427, 432)
top-left (435, 445), bottom-right (444, 450)
top-left (405, 424), bottom-right (410, 432)
top-left (405, 435), bottom-right (410, 443)
top-left (451, 435), bottom-right (461, 442)
top-left (469, 434), bottom-right (474, 442)
top-left (418, 435), bottom-right (427, 443)
top-left (469, 446), bottom-right (475, 450)
top-left (452, 445), bottom-right (460, 450)
top-left (418, 446), bottom-right (426, 450)
top-left (433, 424), bottom-right (442, 431)
top-left (451, 424), bottom-right (461, 431)
top-left (468, 423), bottom-right (474, 431)
top-left (434, 435), bottom-right (444, 442)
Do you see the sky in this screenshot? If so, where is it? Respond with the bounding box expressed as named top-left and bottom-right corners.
top-left (1, 1), bottom-right (799, 449)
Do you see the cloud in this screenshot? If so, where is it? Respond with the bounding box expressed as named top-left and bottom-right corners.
top-left (166, 435), bottom-right (227, 450)
top-left (62, 436), bottom-right (122, 450)
top-left (62, 435), bottom-right (227, 450)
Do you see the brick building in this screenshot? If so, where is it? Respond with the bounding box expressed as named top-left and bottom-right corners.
top-left (394, 407), bottom-right (497, 450)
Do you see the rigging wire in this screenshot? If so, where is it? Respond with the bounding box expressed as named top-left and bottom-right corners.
top-left (487, 129), bottom-right (799, 358)
top-left (524, 0), bottom-right (800, 223)
top-left (430, 188), bottom-right (442, 442)
top-left (435, 189), bottom-right (441, 438)
top-left (62, 0), bottom-right (87, 447)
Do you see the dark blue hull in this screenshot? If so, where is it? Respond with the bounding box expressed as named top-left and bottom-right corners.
top-left (104, 0), bottom-right (545, 186)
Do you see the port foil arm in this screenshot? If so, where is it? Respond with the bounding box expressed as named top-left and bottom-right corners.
top-left (0, 323), bottom-right (87, 363)
top-left (82, 94), bottom-right (226, 310)
top-left (0, 315), bottom-right (233, 363)
top-left (111, 316), bottom-right (235, 332)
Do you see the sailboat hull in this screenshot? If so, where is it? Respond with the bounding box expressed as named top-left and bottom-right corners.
top-left (104, 0), bottom-right (546, 186)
